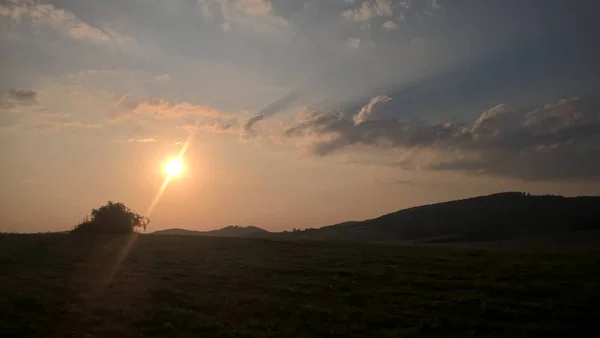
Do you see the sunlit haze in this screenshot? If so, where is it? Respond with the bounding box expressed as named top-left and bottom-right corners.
top-left (164, 158), bottom-right (184, 178)
top-left (1, 0), bottom-right (600, 233)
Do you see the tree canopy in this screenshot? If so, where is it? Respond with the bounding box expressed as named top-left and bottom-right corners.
top-left (73, 201), bottom-right (149, 234)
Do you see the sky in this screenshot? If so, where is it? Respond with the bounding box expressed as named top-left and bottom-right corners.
top-left (1, 0), bottom-right (600, 233)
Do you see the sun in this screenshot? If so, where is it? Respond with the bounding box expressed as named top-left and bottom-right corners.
top-left (164, 157), bottom-right (184, 177)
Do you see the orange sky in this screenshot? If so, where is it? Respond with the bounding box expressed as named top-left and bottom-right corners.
top-left (2, 1), bottom-right (600, 233)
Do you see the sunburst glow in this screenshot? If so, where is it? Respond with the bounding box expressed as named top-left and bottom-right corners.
top-left (164, 157), bottom-right (184, 177)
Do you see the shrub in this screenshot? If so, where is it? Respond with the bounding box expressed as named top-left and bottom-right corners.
top-left (72, 201), bottom-right (149, 234)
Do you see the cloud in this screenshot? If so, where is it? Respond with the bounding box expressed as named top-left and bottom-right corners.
top-left (201, 119), bottom-right (234, 133)
top-left (381, 20), bottom-right (397, 30)
top-left (353, 95), bottom-right (392, 124)
top-left (180, 119), bottom-right (235, 133)
top-left (199, 0), bottom-right (288, 36)
top-left (23, 112), bottom-right (103, 131)
top-left (1, 88), bottom-right (38, 109)
top-left (341, 2), bottom-right (374, 22)
top-left (155, 74), bottom-right (171, 82)
top-left (1, 88), bottom-right (102, 130)
top-left (0, 0), bottom-right (135, 46)
top-left (283, 96), bottom-right (600, 181)
top-left (229, 74), bottom-right (327, 137)
top-left (232, 86), bottom-right (306, 139)
top-left (240, 113), bottom-right (264, 139)
top-left (431, 0), bottom-right (443, 10)
top-left (341, 0), bottom-right (393, 22)
top-left (127, 138), bottom-right (157, 143)
top-left (523, 99), bottom-right (584, 133)
top-left (111, 97), bottom-right (233, 121)
top-left (347, 37), bottom-right (361, 49)
top-left (233, 0), bottom-right (276, 16)
top-left (284, 107), bottom-right (458, 156)
top-left (7, 88), bottom-right (37, 102)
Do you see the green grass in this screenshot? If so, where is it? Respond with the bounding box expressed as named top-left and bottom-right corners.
top-left (0, 234), bottom-right (599, 337)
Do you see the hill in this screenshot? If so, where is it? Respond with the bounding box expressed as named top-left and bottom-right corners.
top-left (153, 225), bottom-right (270, 237)
top-left (283, 192), bottom-right (600, 242)
top-left (151, 192), bottom-right (600, 243)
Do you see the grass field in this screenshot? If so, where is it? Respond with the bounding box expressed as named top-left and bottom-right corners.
top-left (0, 234), bottom-right (599, 337)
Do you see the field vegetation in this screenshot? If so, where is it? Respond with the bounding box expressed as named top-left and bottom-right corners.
top-left (1, 234), bottom-right (598, 337)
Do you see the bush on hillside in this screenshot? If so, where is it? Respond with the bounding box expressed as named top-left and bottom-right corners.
top-left (72, 201), bottom-right (149, 234)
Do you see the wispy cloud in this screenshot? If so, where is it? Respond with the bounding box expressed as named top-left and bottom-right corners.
top-left (22, 112), bottom-right (103, 131)
top-left (199, 0), bottom-right (288, 36)
top-left (347, 37), bottom-right (361, 49)
top-left (111, 97), bottom-right (233, 121)
top-left (341, 0), bottom-right (393, 22)
top-left (382, 20), bottom-right (397, 30)
top-left (240, 113), bottom-right (264, 139)
top-left (180, 119), bottom-right (235, 133)
top-left (0, 0), bottom-right (135, 46)
top-left (1, 88), bottom-right (104, 131)
top-left (126, 138), bottom-right (158, 143)
top-left (155, 74), bottom-right (171, 82)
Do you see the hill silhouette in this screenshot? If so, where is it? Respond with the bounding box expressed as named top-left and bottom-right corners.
top-left (282, 192), bottom-right (600, 242)
top-left (153, 225), bottom-right (269, 237)
top-left (152, 193), bottom-right (600, 243)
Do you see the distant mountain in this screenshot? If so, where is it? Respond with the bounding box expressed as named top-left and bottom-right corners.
top-left (153, 225), bottom-right (270, 237)
top-left (151, 228), bottom-right (203, 236)
top-left (209, 226), bottom-right (270, 237)
top-left (279, 192), bottom-right (600, 242)
top-left (152, 193), bottom-right (600, 243)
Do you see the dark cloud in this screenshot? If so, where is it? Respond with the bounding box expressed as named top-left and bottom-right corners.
top-left (283, 96), bottom-right (600, 181)
top-left (430, 145), bottom-right (600, 181)
top-left (7, 89), bottom-right (37, 102)
top-left (284, 107), bottom-right (464, 155)
top-left (1, 88), bottom-right (38, 109)
top-left (240, 113), bottom-right (265, 139)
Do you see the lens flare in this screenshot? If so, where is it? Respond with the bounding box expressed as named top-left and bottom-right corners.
top-left (164, 157), bottom-right (183, 177)
top-left (103, 123), bottom-right (199, 295)
top-left (146, 122), bottom-right (197, 218)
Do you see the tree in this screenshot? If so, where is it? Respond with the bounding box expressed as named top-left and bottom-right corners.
top-left (72, 201), bottom-right (149, 234)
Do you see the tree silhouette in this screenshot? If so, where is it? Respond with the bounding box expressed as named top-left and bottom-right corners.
top-left (73, 201), bottom-right (149, 234)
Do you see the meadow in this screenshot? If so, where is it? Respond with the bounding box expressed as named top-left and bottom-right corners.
top-left (0, 234), bottom-right (598, 337)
